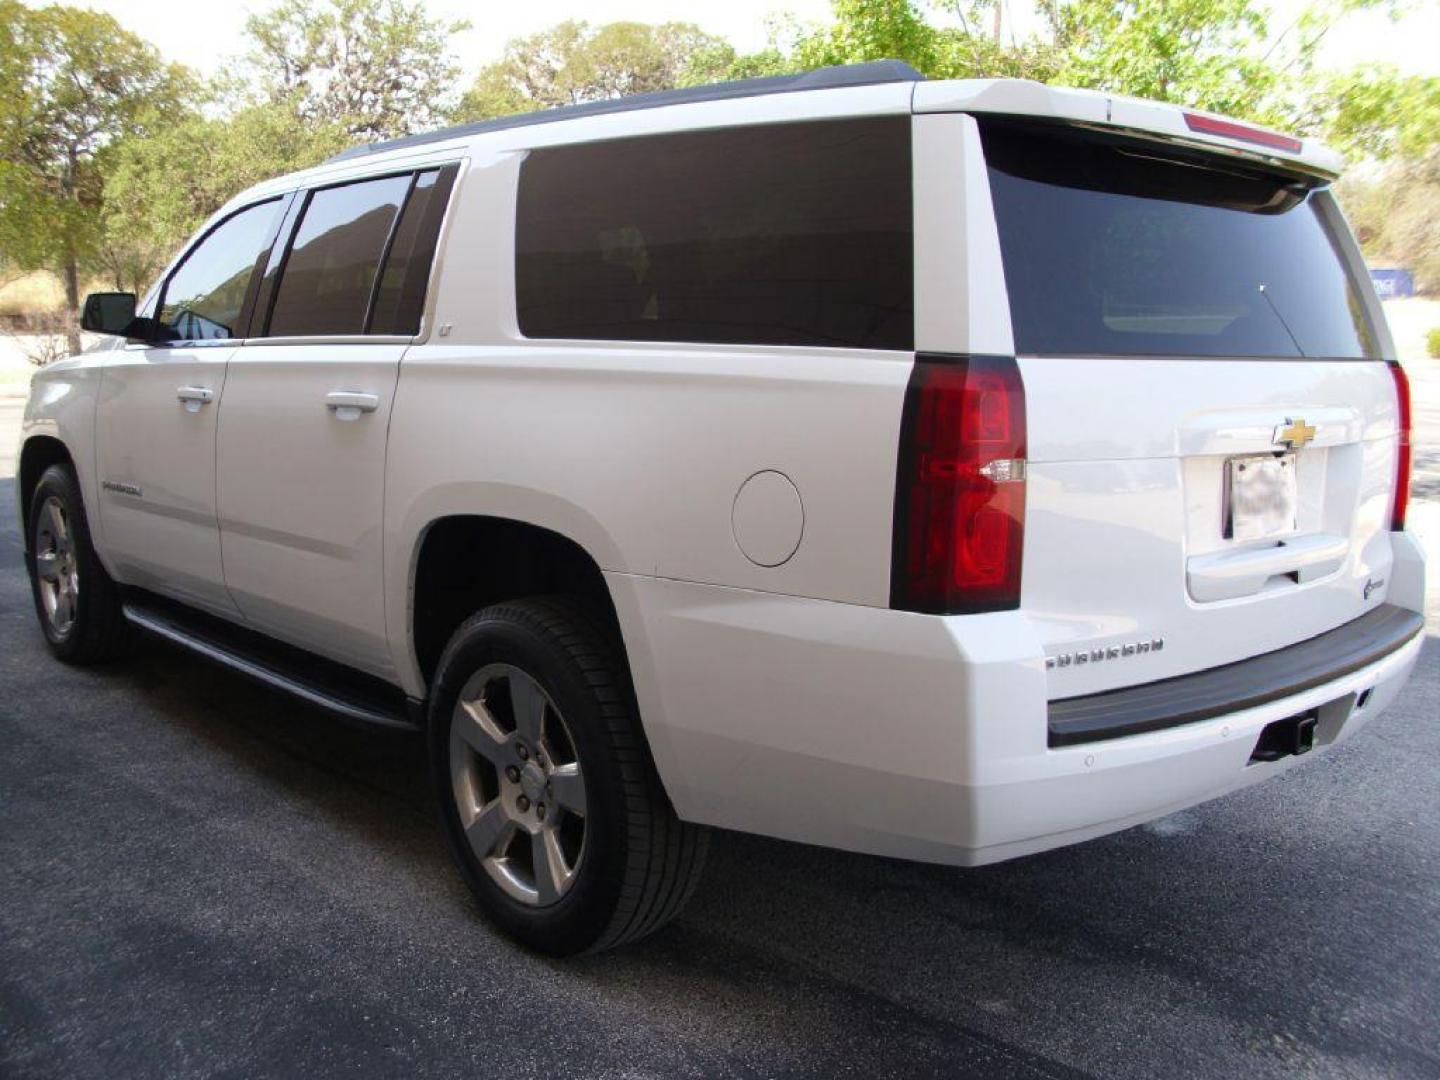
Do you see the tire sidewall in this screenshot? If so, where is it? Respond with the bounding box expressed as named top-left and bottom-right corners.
top-left (27, 465), bottom-right (95, 655)
top-left (428, 605), bottom-right (631, 955)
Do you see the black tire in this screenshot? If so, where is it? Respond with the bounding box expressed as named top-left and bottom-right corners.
top-left (429, 597), bottom-right (708, 955)
top-left (25, 463), bottom-right (133, 664)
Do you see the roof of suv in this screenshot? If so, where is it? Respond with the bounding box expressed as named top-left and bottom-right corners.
top-left (324, 60), bottom-right (926, 164)
top-left (250, 61), bottom-right (1337, 211)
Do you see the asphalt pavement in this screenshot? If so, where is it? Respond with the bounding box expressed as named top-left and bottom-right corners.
top-left (2, 478), bottom-right (1438, 1078)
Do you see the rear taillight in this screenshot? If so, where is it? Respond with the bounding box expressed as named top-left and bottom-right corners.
top-left (891, 355), bottom-right (1027, 614)
top-left (1390, 360), bottom-right (1412, 531)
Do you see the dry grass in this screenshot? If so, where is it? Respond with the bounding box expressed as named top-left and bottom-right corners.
top-left (0, 271), bottom-right (66, 318)
top-left (0, 270), bottom-right (116, 319)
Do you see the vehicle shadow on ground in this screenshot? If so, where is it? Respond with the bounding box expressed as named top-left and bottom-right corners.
top-left (88, 620), bottom-right (1440, 1079)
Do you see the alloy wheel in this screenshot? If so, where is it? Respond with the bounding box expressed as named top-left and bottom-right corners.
top-left (449, 663), bottom-right (588, 906)
top-left (33, 496), bottom-right (79, 636)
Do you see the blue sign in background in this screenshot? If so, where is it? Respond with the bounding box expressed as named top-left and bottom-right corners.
top-left (1371, 268), bottom-right (1415, 298)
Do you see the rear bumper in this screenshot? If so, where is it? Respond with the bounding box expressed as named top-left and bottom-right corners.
top-left (607, 531), bottom-right (1428, 868)
top-left (1048, 603), bottom-right (1424, 747)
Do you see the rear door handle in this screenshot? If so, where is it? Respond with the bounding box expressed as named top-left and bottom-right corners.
top-left (176, 386), bottom-right (214, 413)
top-left (325, 391), bottom-right (379, 421)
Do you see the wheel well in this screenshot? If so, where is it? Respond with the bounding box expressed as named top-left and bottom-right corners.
top-left (412, 516), bottom-right (621, 686)
top-left (17, 436), bottom-right (75, 540)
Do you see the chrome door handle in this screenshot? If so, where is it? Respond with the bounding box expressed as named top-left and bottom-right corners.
top-left (176, 386), bottom-right (214, 413)
top-left (325, 391), bottom-right (379, 421)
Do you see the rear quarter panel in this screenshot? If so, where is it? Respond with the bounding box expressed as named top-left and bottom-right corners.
top-left (382, 149), bottom-right (913, 696)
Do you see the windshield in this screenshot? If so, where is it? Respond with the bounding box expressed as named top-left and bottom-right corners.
top-left (980, 121), bottom-right (1378, 359)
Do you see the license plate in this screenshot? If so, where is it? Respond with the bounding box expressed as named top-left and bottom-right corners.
top-left (1225, 453), bottom-right (1297, 541)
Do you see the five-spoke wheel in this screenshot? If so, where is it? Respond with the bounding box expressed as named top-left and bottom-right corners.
top-left (33, 495), bottom-right (80, 637)
top-left (429, 598), bottom-right (709, 954)
top-left (450, 663), bottom-right (588, 906)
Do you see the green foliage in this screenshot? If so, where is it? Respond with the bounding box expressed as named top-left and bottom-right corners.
top-left (1294, 66), bottom-right (1440, 162)
top-left (1039, 0), bottom-right (1281, 120)
top-left (457, 21), bottom-right (728, 122)
top-left (1427, 328), bottom-right (1440, 359)
top-left (243, 0), bottom-right (467, 140)
top-left (100, 106), bottom-right (347, 293)
top-left (0, 2), bottom-right (191, 296)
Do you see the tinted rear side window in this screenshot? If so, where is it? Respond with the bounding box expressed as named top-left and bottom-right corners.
top-left (369, 166), bottom-right (457, 335)
top-left (267, 173), bottom-right (412, 336)
top-left (981, 122), bottom-right (1377, 359)
top-left (516, 118), bottom-right (913, 349)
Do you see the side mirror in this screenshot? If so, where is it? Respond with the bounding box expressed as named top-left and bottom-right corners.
top-left (80, 292), bottom-right (138, 336)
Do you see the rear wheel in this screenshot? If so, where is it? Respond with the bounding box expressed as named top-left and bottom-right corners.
top-left (26, 464), bottom-right (132, 663)
top-left (429, 597), bottom-right (708, 955)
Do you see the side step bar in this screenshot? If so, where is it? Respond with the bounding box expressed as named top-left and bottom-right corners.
top-left (122, 593), bottom-right (420, 731)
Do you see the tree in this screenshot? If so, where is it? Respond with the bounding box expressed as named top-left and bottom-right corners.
top-left (243, 0), bottom-right (467, 141)
top-left (457, 21), bottom-right (728, 121)
top-left (686, 0), bottom-right (1059, 88)
top-left (100, 105), bottom-right (348, 294)
top-left (0, 1), bottom-right (192, 350)
top-left (1036, 0), bottom-right (1282, 121)
top-left (1295, 66), bottom-right (1440, 162)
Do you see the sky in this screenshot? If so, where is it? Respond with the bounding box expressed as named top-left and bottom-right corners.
top-left (27, 0), bottom-right (1440, 81)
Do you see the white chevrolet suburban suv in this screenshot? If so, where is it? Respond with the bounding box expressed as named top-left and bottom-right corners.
top-left (17, 61), bottom-right (1426, 955)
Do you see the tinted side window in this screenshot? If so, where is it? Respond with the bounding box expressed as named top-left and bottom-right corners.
top-left (369, 166), bottom-right (457, 335)
top-left (267, 174), bottom-right (412, 337)
top-left (981, 122), bottom-right (1377, 359)
top-left (158, 199), bottom-right (282, 341)
top-left (516, 118), bottom-right (913, 349)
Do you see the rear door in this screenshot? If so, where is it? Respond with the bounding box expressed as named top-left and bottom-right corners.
top-left (216, 166), bottom-right (455, 678)
top-left (96, 197), bottom-right (287, 615)
top-left (973, 120), bottom-right (1403, 697)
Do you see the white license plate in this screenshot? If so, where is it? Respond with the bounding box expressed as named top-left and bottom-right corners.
top-left (1226, 453), bottom-right (1297, 541)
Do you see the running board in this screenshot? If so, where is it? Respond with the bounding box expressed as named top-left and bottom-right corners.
top-left (122, 593), bottom-right (420, 731)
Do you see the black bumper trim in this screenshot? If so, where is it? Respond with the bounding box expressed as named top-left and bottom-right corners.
top-left (1047, 604), bottom-right (1424, 748)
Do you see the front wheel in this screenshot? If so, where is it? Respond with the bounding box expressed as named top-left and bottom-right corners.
top-left (428, 598), bottom-right (708, 955)
top-left (26, 464), bottom-right (132, 663)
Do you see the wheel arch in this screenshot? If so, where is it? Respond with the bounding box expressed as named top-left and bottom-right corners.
top-left (406, 513), bottom-right (627, 693)
top-left (16, 434), bottom-right (77, 550)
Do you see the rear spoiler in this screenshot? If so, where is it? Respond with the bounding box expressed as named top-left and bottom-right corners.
top-left (914, 80), bottom-right (1342, 181)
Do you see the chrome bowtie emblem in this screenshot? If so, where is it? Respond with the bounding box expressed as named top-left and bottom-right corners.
top-left (1273, 418), bottom-right (1316, 450)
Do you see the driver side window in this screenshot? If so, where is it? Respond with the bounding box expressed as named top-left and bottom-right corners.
top-left (157, 199), bottom-right (283, 342)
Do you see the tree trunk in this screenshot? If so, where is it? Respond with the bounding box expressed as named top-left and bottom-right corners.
top-left (62, 256), bottom-right (81, 357)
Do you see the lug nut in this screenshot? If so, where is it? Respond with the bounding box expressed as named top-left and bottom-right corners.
top-left (536, 803), bottom-right (546, 820)
top-left (517, 745), bottom-right (529, 761)
top-left (505, 765), bottom-right (520, 783)
top-left (517, 795), bottom-right (530, 812)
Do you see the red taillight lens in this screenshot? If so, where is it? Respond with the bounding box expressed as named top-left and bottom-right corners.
top-left (1390, 360), bottom-right (1412, 531)
top-left (891, 355), bottom-right (1027, 614)
top-left (1181, 112), bottom-right (1303, 154)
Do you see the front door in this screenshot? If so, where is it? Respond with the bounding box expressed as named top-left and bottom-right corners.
top-left (215, 170), bottom-right (426, 679)
top-left (96, 197), bottom-right (287, 616)
top-left (215, 343), bottom-right (404, 676)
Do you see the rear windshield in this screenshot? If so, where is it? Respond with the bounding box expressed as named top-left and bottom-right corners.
top-left (981, 122), bottom-right (1378, 359)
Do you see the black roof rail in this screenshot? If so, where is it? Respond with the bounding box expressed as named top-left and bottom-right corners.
top-left (324, 60), bottom-right (924, 163)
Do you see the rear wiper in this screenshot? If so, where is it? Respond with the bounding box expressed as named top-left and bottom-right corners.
top-left (1257, 283), bottom-right (1306, 357)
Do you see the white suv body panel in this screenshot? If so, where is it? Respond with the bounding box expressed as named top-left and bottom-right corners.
top-left (610, 548), bottom-right (1424, 865)
top-left (18, 75), bottom-right (1425, 870)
